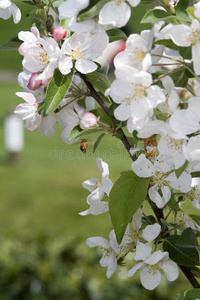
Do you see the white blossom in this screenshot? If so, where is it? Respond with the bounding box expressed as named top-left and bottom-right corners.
top-left (0, 0), bottom-right (21, 23)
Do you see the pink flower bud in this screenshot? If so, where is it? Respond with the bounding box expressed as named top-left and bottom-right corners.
top-left (53, 26), bottom-right (67, 41)
top-left (80, 112), bottom-right (98, 129)
top-left (27, 73), bottom-right (42, 91)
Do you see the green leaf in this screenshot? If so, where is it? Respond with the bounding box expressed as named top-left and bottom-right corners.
top-left (109, 171), bottom-right (149, 244)
top-left (96, 107), bottom-right (113, 127)
top-left (93, 133), bottom-right (106, 153)
top-left (106, 29), bottom-right (127, 43)
top-left (177, 288), bottom-right (200, 300)
top-left (167, 194), bottom-right (179, 213)
top-left (0, 36), bottom-right (21, 51)
top-left (69, 126), bottom-right (106, 144)
top-left (190, 214), bottom-right (200, 227)
top-left (44, 69), bottom-right (74, 116)
top-left (86, 71), bottom-right (110, 94)
top-left (69, 125), bottom-right (82, 144)
top-left (78, 0), bottom-right (108, 21)
top-left (191, 172), bottom-right (200, 178)
top-left (154, 39), bottom-right (178, 51)
top-left (175, 0), bottom-right (194, 22)
top-left (175, 160), bottom-right (188, 179)
top-left (176, 228), bottom-right (198, 248)
top-left (178, 46), bottom-right (192, 60)
top-left (141, 9), bottom-right (181, 25)
top-left (163, 234), bottom-right (199, 266)
top-left (30, 8), bottom-right (47, 23)
top-left (171, 67), bottom-right (189, 87)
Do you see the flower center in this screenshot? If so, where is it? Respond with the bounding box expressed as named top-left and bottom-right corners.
top-left (187, 28), bottom-right (200, 46)
top-left (71, 48), bottom-right (83, 61)
top-left (188, 185), bottom-right (200, 201)
top-left (122, 84), bottom-right (146, 105)
top-left (130, 51), bottom-right (146, 64)
top-left (39, 52), bottom-right (50, 65)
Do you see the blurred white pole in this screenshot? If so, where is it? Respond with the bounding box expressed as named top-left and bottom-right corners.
top-left (4, 114), bottom-right (24, 163)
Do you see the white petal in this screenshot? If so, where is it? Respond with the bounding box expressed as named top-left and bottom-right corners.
top-left (168, 25), bottom-right (191, 47)
top-left (132, 154), bottom-right (155, 177)
top-left (140, 266), bottom-right (161, 290)
top-left (192, 44), bottom-right (200, 75)
top-left (128, 262), bottom-right (145, 277)
top-left (134, 242), bottom-right (152, 261)
top-left (142, 224), bottom-right (161, 242)
top-left (75, 59), bottom-right (97, 74)
top-left (86, 236), bottom-right (110, 248)
top-left (160, 260), bottom-right (179, 282)
top-left (38, 113), bottom-right (56, 137)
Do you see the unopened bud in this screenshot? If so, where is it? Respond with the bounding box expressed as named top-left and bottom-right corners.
top-left (27, 73), bottom-right (42, 91)
top-left (53, 26), bottom-right (67, 41)
top-left (80, 112), bottom-right (98, 129)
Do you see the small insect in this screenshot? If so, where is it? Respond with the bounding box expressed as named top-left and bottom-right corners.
top-left (80, 139), bottom-right (88, 153)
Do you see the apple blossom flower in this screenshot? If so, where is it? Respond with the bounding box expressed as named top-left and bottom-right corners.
top-left (14, 92), bottom-right (56, 136)
top-left (86, 236), bottom-right (118, 279)
top-left (58, 32), bottom-right (101, 75)
top-left (168, 19), bottom-right (200, 75)
top-left (114, 33), bottom-right (152, 71)
top-left (128, 250), bottom-right (179, 290)
top-left (14, 92), bottom-right (42, 131)
top-left (0, 0), bottom-right (21, 23)
top-left (99, 0), bottom-right (141, 28)
top-left (109, 209), bottom-right (161, 260)
top-left (105, 66), bottom-right (165, 131)
top-left (132, 154), bottom-right (192, 208)
top-left (80, 158), bottom-right (113, 216)
top-left (53, 26), bottom-right (67, 41)
top-left (20, 36), bottom-right (60, 81)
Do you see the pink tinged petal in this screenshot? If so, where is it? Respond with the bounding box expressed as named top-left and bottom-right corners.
top-left (140, 266), bottom-right (161, 290)
top-left (128, 262), bottom-right (145, 277)
top-left (14, 103), bottom-right (36, 120)
top-left (169, 109), bottom-right (199, 135)
top-left (86, 237), bottom-right (110, 248)
top-left (75, 59), bottom-right (97, 74)
top-left (99, 2), bottom-right (131, 28)
top-left (132, 154), bottom-right (155, 178)
top-left (82, 178), bottom-right (99, 192)
top-left (134, 242), bottom-right (152, 261)
top-left (168, 25), bottom-right (191, 47)
top-left (147, 85), bottom-right (165, 107)
top-left (58, 56), bottom-right (73, 75)
top-left (15, 92), bottom-right (36, 104)
top-left (142, 224), bottom-right (161, 242)
top-left (160, 260), bottom-right (179, 282)
top-left (38, 113), bottom-right (56, 137)
top-left (31, 27), bottom-right (40, 39)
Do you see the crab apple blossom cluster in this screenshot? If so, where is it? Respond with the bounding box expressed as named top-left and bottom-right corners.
top-left (4, 0), bottom-right (200, 294)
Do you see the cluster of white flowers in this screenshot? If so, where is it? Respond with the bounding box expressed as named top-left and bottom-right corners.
top-left (2, 0), bottom-right (200, 292)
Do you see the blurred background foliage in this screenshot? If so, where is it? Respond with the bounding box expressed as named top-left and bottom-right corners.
top-left (0, 1), bottom-right (193, 299)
